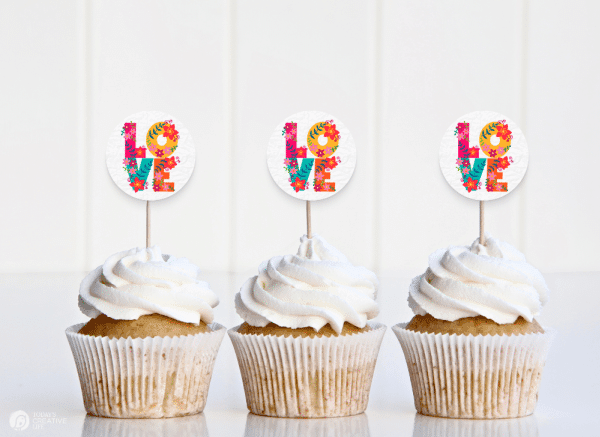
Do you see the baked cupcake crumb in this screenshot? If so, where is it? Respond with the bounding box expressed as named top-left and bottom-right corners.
top-left (405, 314), bottom-right (544, 336)
top-left (78, 313), bottom-right (212, 339)
top-left (237, 322), bottom-right (371, 338)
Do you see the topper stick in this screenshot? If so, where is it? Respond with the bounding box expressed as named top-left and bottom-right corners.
top-left (479, 200), bottom-right (485, 246)
top-left (306, 200), bottom-right (312, 239)
top-left (146, 201), bottom-right (151, 248)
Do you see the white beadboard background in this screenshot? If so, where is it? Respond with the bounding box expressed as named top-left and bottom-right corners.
top-left (1, 0), bottom-right (599, 277)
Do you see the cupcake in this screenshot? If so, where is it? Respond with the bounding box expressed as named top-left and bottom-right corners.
top-left (65, 246), bottom-right (226, 418)
top-left (393, 235), bottom-right (554, 419)
top-left (229, 234), bottom-right (386, 418)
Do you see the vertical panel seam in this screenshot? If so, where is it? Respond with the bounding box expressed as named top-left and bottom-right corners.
top-left (224, 0), bottom-right (236, 273)
top-left (519, 0), bottom-right (529, 254)
top-left (77, 0), bottom-right (92, 271)
top-left (369, 0), bottom-right (383, 274)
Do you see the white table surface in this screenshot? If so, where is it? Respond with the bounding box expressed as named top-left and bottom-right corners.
top-left (1, 271), bottom-right (598, 436)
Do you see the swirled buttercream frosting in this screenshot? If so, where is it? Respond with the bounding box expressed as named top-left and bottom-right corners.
top-left (408, 235), bottom-right (549, 324)
top-left (235, 234), bottom-right (379, 334)
top-left (78, 247), bottom-right (219, 324)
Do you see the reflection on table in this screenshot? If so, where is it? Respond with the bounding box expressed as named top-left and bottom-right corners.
top-left (412, 413), bottom-right (538, 437)
top-left (244, 412), bottom-right (370, 437)
top-left (81, 413), bottom-right (209, 437)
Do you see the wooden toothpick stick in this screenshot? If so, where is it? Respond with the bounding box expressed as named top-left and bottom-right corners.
top-left (146, 201), bottom-right (151, 248)
top-left (306, 200), bottom-right (312, 239)
top-left (479, 200), bottom-right (485, 246)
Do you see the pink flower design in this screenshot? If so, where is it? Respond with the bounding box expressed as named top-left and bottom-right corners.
top-left (316, 149), bottom-right (325, 157)
top-left (461, 167), bottom-right (469, 175)
top-left (290, 167), bottom-right (298, 175)
top-left (488, 149), bottom-right (497, 158)
top-left (154, 149), bottom-right (164, 157)
top-left (284, 158), bottom-right (291, 166)
top-left (325, 147), bottom-right (332, 155)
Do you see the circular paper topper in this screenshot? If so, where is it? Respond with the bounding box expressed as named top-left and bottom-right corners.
top-left (106, 111), bottom-right (196, 201)
top-left (439, 111), bottom-right (529, 201)
top-left (267, 111), bottom-right (357, 201)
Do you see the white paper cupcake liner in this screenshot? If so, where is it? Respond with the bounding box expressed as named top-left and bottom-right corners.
top-left (392, 322), bottom-right (555, 419)
top-left (66, 322), bottom-right (226, 418)
top-left (412, 412), bottom-right (538, 437)
top-left (229, 322), bottom-right (386, 418)
top-left (82, 412), bottom-right (208, 437)
top-left (244, 412), bottom-right (370, 437)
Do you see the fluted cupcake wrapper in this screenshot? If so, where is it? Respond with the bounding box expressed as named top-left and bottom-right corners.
top-left (392, 323), bottom-right (555, 419)
top-left (228, 322), bottom-right (386, 418)
top-left (412, 412), bottom-right (538, 437)
top-left (66, 322), bottom-right (226, 418)
top-left (244, 412), bottom-right (370, 437)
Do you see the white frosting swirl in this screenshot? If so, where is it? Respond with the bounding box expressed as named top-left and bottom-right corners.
top-left (408, 235), bottom-right (549, 324)
top-left (235, 234), bottom-right (379, 334)
top-left (78, 247), bottom-right (219, 324)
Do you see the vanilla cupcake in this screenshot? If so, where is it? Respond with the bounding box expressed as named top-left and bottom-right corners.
top-left (393, 235), bottom-right (554, 419)
top-left (229, 234), bottom-right (386, 418)
top-left (65, 247), bottom-right (226, 418)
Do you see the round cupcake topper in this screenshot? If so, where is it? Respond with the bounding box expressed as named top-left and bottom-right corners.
top-left (106, 111), bottom-right (196, 201)
top-left (439, 111), bottom-right (529, 201)
top-left (267, 111), bottom-right (356, 201)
